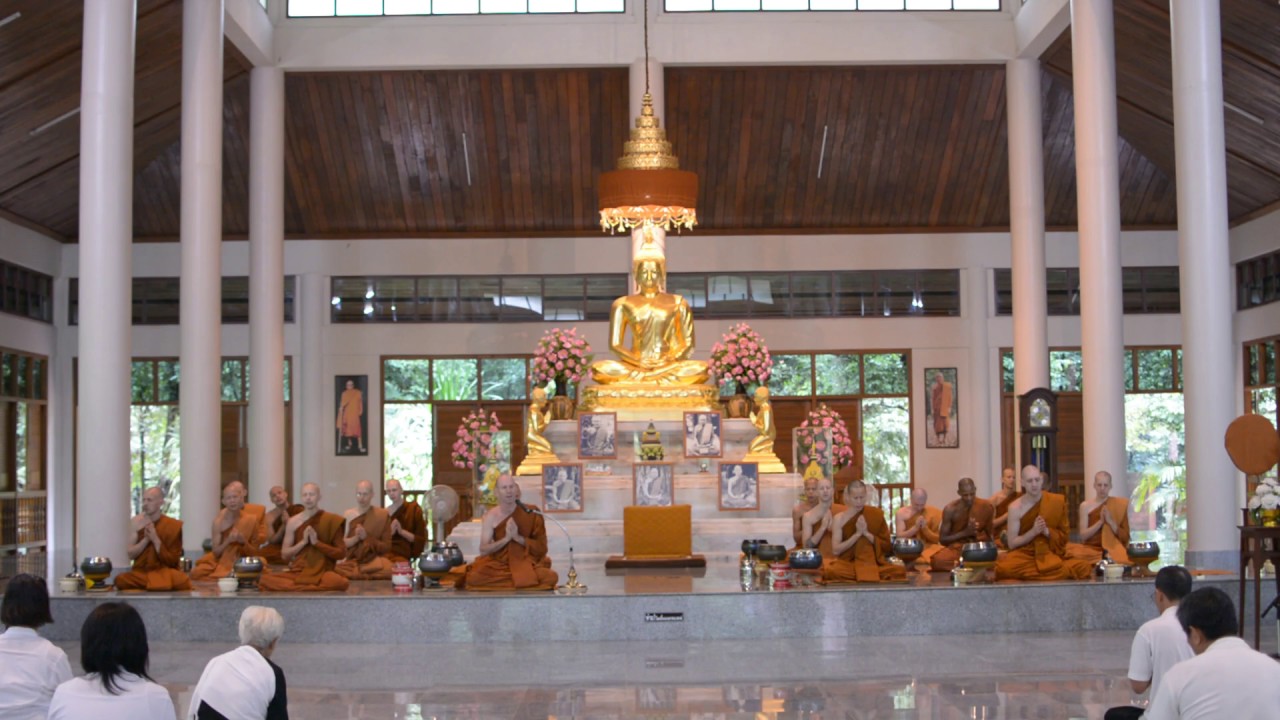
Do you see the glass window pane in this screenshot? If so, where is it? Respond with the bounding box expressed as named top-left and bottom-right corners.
top-left (859, 0), bottom-right (905, 8)
top-left (529, 0), bottom-right (574, 10)
top-left (373, 277), bottom-right (417, 322)
top-left (418, 278), bottom-right (458, 322)
top-left (1142, 267), bottom-right (1180, 313)
top-left (131, 405), bottom-right (181, 516)
top-left (335, 0), bottom-right (382, 14)
top-left (482, 0), bottom-right (527, 10)
top-left (714, 0), bottom-right (760, 8)
top-left (863, 353), bottom-right (908, 394)
top-left (481, 358), bottom-right (528, 400)
top-left (433, 0), bottom-right (481, 12)
top-left (220, 277), bottom-right (250, 324)
top-left (331, 278), bottom-right (372, 323)
top-left (1248, 345), bottom-right (1260, 386)
top-left (1121, 268), bottom-right (1144, 313)
top-left (1137, 349), bottom-right (1174, 391)
top-left (158, 361), bottom-right (180, 403)
top-left (458, 278), bottom-right (500, 321)
top-left (0, 354), bottom-right (9, 397)
top-left (1050, 350), bottom-right (1082, 392)
top-left (288, 0), bottom-right (336, 16)
top-left (283, 276), bottom-right (297, 323)
top-left (810, 0), bottom-right (856, 7)
top-left (432, 359), bottom-right (478, 401)
top-left (499, 277), bottom-right (543, 321)
top-left (1265, 343), bottom-right (1277, 385)
top-left (1176, 348), bottom-right (1183, 389)
top-left (575, 0), bottom-right (623, 8)
top-left (905, 0), bottom-right (951, 8)
top-left (137, 278), bottom-right (180, 325)
top-left (221, 360), bottom-right (244, 401)
top-left (31, 358), bottom-right (45, 400)
top-left (1001, 350), bottom-right (1014, 393)
top-left (1046, 268), bottom-right (1078, 315)
top-left (131, 361), bottom-right (155, 403)
top-left (816, 354), bottom-right (860, 395)
top-left (384, 403), bottom-right (434, 492)
top-left (14, 401), bottom-right (27, 490)
top-left (543, 276), bottom-right (585, 321)
top-left (767, 354), bottom-right (813, 397)
top-left (833, 271), bottom-right (873, 316)
top-left (791, 273), bottom-right (832, 317)
top-left (1124, 350), bottom-right (1134, 392)
top-left (14, 356), bottom-right (27, 398)
top-left (748, 273), bottom-right (789, 317)
top-left (762, 0), bottom-right (806, 7)
top-left (874, 271), bottom-right (916, 317)
top-left (283, 359), bottom-right (292, 404)
top-left (993, 269), bottom-right (1012, 315)
top-left (668, 274), bottom-right (707, 311)
top-left (586, 275), bottom-right (627, 320)
top-left (385, 0), bottom-right (432, 12)
top-left (666, 0), bottom-right (712, 9)
top-left (952, 0), bottom-right (1000, 8)
top-left (862, 397), bottom-right (911, 485)
top-left (384, 359), bottom-right (432, 402)
top-left (707, 274), bottom-right (752, 316)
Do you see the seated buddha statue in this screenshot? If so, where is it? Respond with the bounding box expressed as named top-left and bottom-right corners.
top-left (590, 233), bottom-right (710, 387)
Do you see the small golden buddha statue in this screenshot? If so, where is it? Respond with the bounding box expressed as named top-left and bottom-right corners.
top-left (744, 386), bottom-right (786, 473)
top-left (516, 387), bottom-right (559, 476)
top-left (590, 231), bottom-right (710, 387)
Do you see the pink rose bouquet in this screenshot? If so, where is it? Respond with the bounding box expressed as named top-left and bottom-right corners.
top-left (708, 323), bottom-right (773, 393)
top-left (451, 408), bottom-right (502, 470)
top-left (531, 327), bottom-right (593, 394)
top-left (799, 404), bottom-right (854, 470)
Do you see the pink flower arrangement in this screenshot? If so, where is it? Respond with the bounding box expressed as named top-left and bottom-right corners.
top-left (799, 404), bottom-right (854, 470)
top-left (531, 327), bottom-right (593, 392)
top-left (708, 323), bottom-right (773, 392)
top-left (451, 408), bottom-right (502, 470)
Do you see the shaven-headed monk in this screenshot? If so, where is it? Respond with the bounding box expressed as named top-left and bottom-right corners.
top-left (257, 483), bottom-right (350, 592)
top-left (259, 485), bottom-right (304, 565)
top-left (822, 481), bottom-right (906, 583)
top-left (335, 480), bottom-right (394, 580)
top-left (894, 488), bottom-right (943, 566)
top-left (990, 467), bottom-right (1020, 548)
top-left (458, 475), bottom-right (558, 591)
top-left (1066, 471), bottom-right (1131, 565)
top-left (385, 479), bottom-right (426, 563)
top-left (190, 481), bottom-right (267, 580)
top-left (115, 486), bottom-right (192, 592)
top-left (799, 478), bottom-right (846, 556)
top-left (792, 477), bottom-right (819, 548)
top-left (994, 465), bottom-right (1092, 581)
top-left (930, 478), bottom-right (996, 572)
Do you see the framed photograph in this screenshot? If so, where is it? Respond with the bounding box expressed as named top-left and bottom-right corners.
top-left (578, 412), bottom-right (618, 459)
top-left (683, 411), bottom-right (723, 459)
top-left (472, 430), bottom-right (512, 512)
top-left (718, 462), bottom-right (760, 511)
top-left (541, 463), bottom-right (584, 513)
top-left (925, 367), bottom-right (959, 448)
top-left (334, 375), bottom-right (368, 456)
top-left (792, 427), bottom-right (833, 481)
top-left (633, 462), bottom-right (675, 507)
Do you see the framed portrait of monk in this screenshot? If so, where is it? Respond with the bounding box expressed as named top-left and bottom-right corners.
top-left (683, 411), bottom-right (723, 459)
top-left (924, 367), bottom-right (958, 449)
top-left (633, 462), bottom-right (675, 507)
top-left (578, 412), bottom-right (617, 459)
top-left (541, 463), bottom-right (584, 513)
top-left (334, 375), bottom-right (368, 456)
top-left (718, 462), bottom-right (759, 511)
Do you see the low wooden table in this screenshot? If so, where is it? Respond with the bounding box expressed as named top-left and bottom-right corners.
top-left (1238, 523), bottom-right (1280, 650)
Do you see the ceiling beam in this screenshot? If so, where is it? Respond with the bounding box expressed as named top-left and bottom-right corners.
top-left (225, 0), bottom-right (274, 68)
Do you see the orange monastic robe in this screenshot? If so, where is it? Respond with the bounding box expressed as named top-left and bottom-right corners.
top-left (459, 506), bottom-right (558, 591)
top-left (898, 505), bottom-right (944, 565)
top-left (259, 503), bottom-right (304, 565)
top-left (822, 506), bottom-right (907, 583)
top-left (992, 490), bottom-right (1021, 549)
top-left (796, 504), bottom-right (847, 555)
top-left (337, 388), bottom-right (363, 440)
top-left (335, 507), bottom-right (394, 580)
top-left (190, 503), bottom-right (268, 580)
top-left (929, 498), bottom-right (995, 572)
top-left (994, 492), bottom-right (1092, 581)
top-left (388, 501), bottom-right (427, 562)
top-left (257, 511), bottom-right (350, 592)
top-left (115, 515), bottom-right (192, 592)
top-left (1066, 496), bottom-right (1131, 564)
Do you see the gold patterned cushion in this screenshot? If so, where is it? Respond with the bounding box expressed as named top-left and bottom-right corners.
top-left (623, 504), bottom-right (693, 558)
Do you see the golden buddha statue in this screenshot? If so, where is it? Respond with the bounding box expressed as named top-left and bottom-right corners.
top-left (743, 386), bottom-right (786, 473)
top-left (516, 387), bottom-right (559, 476)
top-left (590, 231), bottom-right (710, 387)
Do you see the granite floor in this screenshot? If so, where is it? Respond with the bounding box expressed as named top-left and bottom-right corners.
top-left (48, 631), bottom-right (1280, 719)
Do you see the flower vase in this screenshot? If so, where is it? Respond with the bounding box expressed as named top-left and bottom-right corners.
top-left (548, 384), bottom-right (576, 420)
top-left (724, 383), bottom-right (752, 419)
top-left (1260, 508), bottom-right (1280, 527)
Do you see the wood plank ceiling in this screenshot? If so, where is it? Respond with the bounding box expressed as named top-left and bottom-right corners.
top-left (0, 0), bottom-right (1277, 241)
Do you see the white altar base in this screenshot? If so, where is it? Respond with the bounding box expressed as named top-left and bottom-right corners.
top-left (454, 417), bottom-right (799, 562)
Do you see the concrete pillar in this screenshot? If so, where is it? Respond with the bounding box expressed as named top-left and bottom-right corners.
top-left (76, 0), bottom-right (136, 568)
top-left (178, 0), bottom-right (225, 551)
top-left (1170, 0), bottom-right (1236, 569)
top-left (1070, 0), bottom-right (1128, 495)
top-left (248, 66), bottom-right (286, 507)
top-left (1006, 58), bottom-right (1050, 395)
top-left (298, 273), bottom-right (327, 495)
top-left (965, 266), bottom-right (993, 494)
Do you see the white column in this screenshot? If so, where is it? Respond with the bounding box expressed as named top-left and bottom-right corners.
top-left (1070, 0), bottom-right (1128, 496)
top-left (965, 266), bottom-right (993, 494)
top-left (298, 274), bottom-right (327, 492)
top-left (76, 0), bottom-right (136, 568)
top-left (248, 66), bottom-right (286, 506)
top-left (1006, 59), bottom-right (1050, 395)
top-left (1171, 0), bottom-right (1236, 570)
top-left (178, 0), bottom-right (225, 550)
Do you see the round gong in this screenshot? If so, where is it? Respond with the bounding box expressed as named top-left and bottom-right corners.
top-left (1224, 414), bottom-right (1279, 475)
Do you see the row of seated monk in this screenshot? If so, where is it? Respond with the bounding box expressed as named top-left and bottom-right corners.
top-left (114, 474), bottom-right (558, 593)
top-left (791, 466), bottom-right (1128, 582)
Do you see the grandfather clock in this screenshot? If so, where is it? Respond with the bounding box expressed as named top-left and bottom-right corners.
top-left (1019, 387), bottom-right (1059, 492)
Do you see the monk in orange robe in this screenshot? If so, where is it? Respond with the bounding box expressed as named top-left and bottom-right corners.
top-left (894, 488), bottom-right (943, 568)
top-left (1066, 471), bottom-right (1131, 565)
top-left (257, 482), bottom-right (350, 592)
top-left (335, 480), bottom-right (395, 580)
top-left (458, 474), bottom-right (558, 591)
top-left (336, 379), bottom-right (365, 454)
top-left (929, 370), bottom-right (954, 444)
top-left (791, 477), bottom-right (819, 548)
top-left (385, 479), bottom-right (427, 562)
top-left (994, 465), bottom-right (1092, 581)
top-left (930, 478), bottom-right (996, 572)
top-left (822, 481), bottom-right (906, 583)
top-left (799, 478), bottom-right (846, 556)
top-left (259, 485), bottom-right (304, 565)
top-left (990, 467), bottom-right (1020, 549)
top-left (190, 481), bottom-right (267, 580)
top-left (115, 486), bottom-right (192, 592)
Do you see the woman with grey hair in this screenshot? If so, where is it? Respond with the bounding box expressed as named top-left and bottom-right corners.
top-left (186, 606), bottom-right (288, 719)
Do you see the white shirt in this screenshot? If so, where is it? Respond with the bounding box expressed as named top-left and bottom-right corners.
top-left (1126, 605), bottom-right (1194, 700)
top-left (1146, 635), bottom-right (1280, 720)
top-left (0, 626), bottom-right (73, 720)
top-left (48, 672), bottom-right (176, 720)
top-left (186, 645), bottom-right (276, 720)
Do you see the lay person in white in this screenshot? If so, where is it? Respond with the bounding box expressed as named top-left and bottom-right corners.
top-left (0, 574), bottom-right (73, 720)
top-left (1146, 586), bottom-right (1280, 720)
top-left (48, 602), bottom-right (175, 720)
top-left (1104, 565), bottom-right (1194, 719)
top-left (187, 605), bottom-right (289, 719)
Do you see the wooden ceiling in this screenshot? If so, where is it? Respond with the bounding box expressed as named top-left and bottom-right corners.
top-left (0, 0), bottom-right (1277, 241)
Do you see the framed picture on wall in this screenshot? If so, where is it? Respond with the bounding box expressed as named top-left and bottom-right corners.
top-left (633, 462), bottom-right (675, 507)
top-left (718, 462), bottom-right (759, 511)
top-left (578, 412), bottom-right (617, 459)
top-left (541, 463), bottom-right (584, 513)
top-left (335, 375), bottom-right (368, 456)
top-left (924, 367), bottom-right (959, 449)
top-left (684, 411), bottom-right (723, 458)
